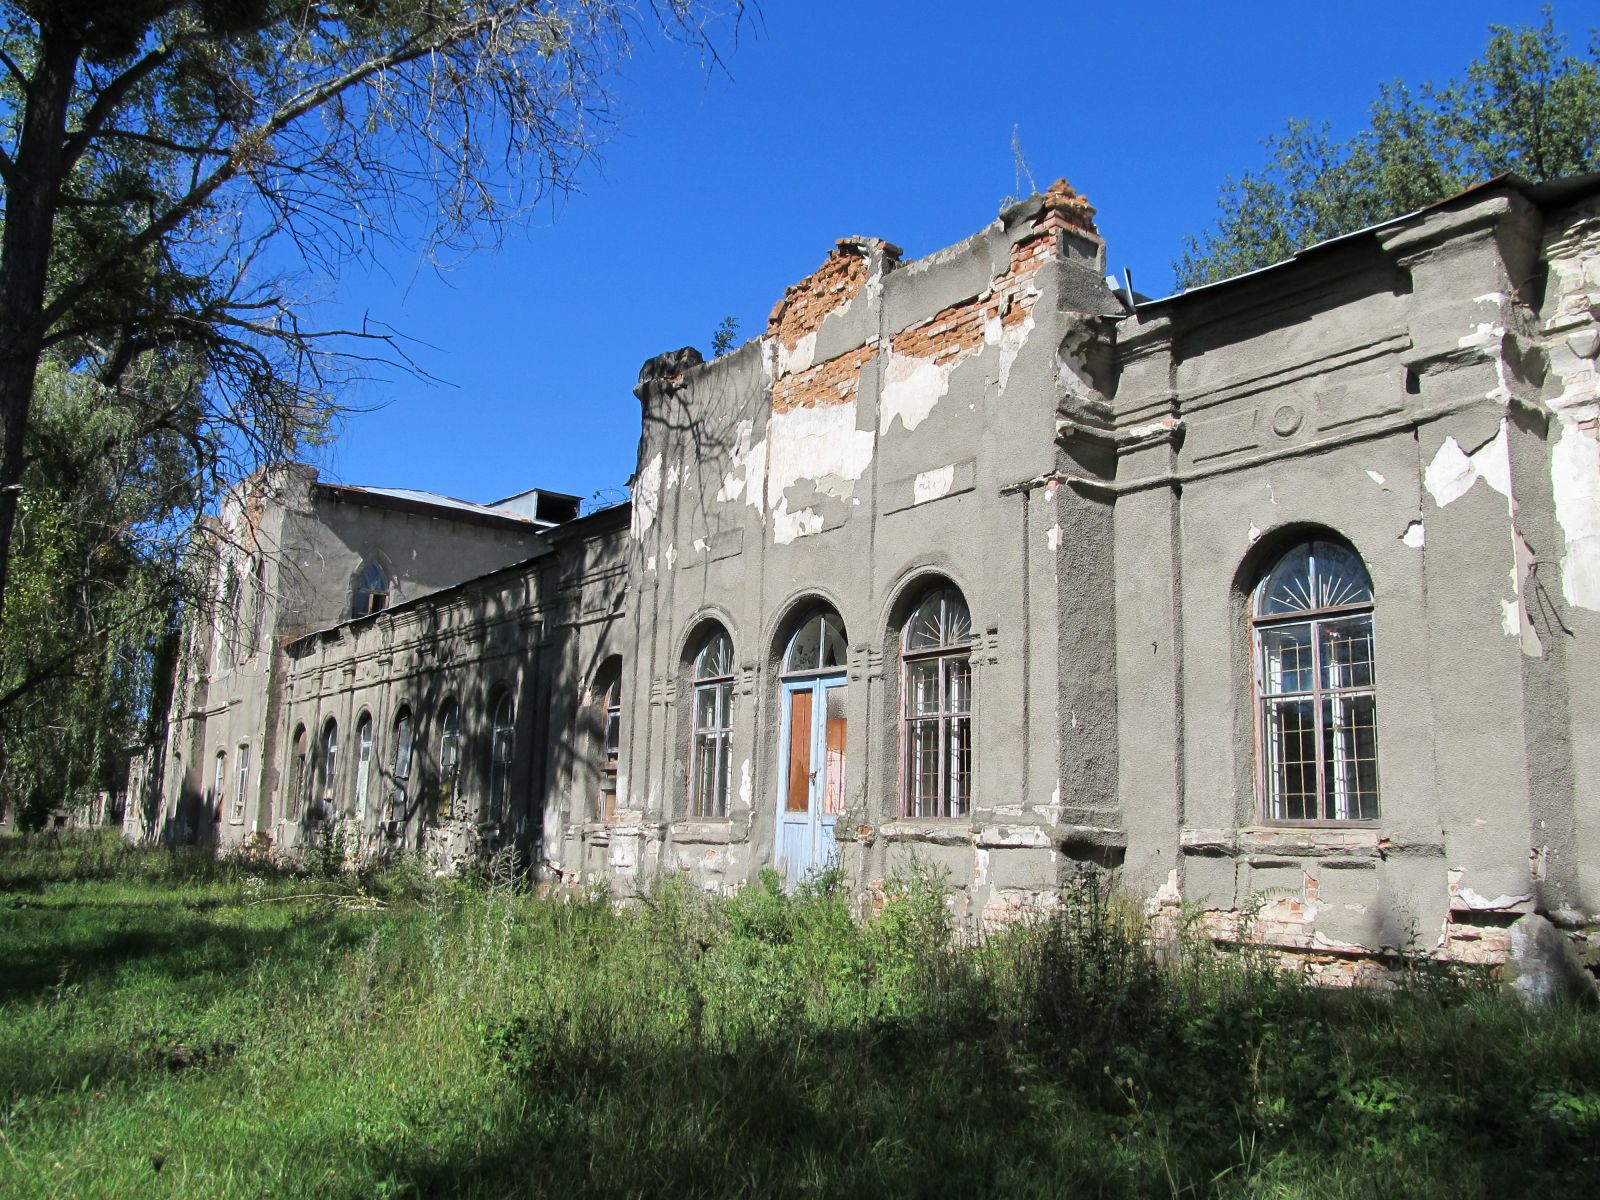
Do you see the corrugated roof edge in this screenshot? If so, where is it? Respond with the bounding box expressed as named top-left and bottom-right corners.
top-left (1137, 171), bottom-right (1600, 311)
top-left (311, 481), bottom-right (542, 531)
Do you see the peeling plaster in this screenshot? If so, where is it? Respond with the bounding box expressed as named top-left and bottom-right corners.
top-left (1247, 523), bottom-right (1262, 545)
top-left (629, 453), bottom-right (663, 540)
top-left (1365, 469), bottom-right (1387, 487)
top-left (880, 353), bottom-right (952, 434)
top-left (913, 464), bottom-right (957, 506)
top-left (739, 759), bottom-right (752, 810)
top-left (984, 298), bottom-right (1036, 393)
top-left (1401, 520), bottom-right (1425, 549)
top-left (764, 398), bottom-right (874, 524)
top-left (1047, 524), bottom-right (1062, 551)
top-left (778, 330), bottom-right (817, 376)
top-left (1424, 423), bottom-right (1511, 507)
top-left (1551, 416), bottom-right (1600, 610)
top-left (716, 420), bottom-right (767, 510)
top-left (772, 500), bottom-right (824, 545)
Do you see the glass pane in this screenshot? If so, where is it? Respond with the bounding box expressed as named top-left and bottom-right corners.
top-left (784, 616), bottom-right (822, 674)
top-left (907, 719), bottom-right (940, 818)
top-left (718, 683), bottom-right (735, 733)
top-left (1312, 541), bottom-right (1374, 609)
top-left (1257, 544), bottom-right (1315, 616)
top-left (694, 684), bottom-right (718, 732)
top-left (942, 594), bottom-right (971, 646)
top-left (1320, 615), bottom-right (1375, 690)
top-left (786, 689), bottom-right (813, 813)
top-left (1260, 624), bottom-right (1315, 695)
top-left (904, 588), bottom-right (971, 651)
top-left (696, 631), bottom-right (732, 680)
top-left (946, 714), bottom-right (971, 818)
top-left (716, 732), bottom-right (732, 816)
top-left (1264, 697), bottom-right (1317, 821)
top-left (693, 734), bottom-right (718, 816)
top-left (603, 710), bottom-right (620, 762)
top-left (821, 613), bottom-right (848, 669)
top-left (1323, 693), bottom-right (1379, 820)
top-left (824, 686), bottom-right (847, 816)
top-left (394, 714), bottom-right (413, 780)
top-left (494, 692), bottom-right (514, 733)
top-left (945, 655), bottom-right (972, 714)
top-left (906, 660), bottom-right (942, 716)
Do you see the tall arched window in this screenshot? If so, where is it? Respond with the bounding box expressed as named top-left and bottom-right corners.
top-left (353, 562), bottom-right (389, 618)
top-left (288, 725), bottom-right (307, 821)
top-left (1253, 538), bottom-right (1379, 822)
top-left (232, 743), bottom-right (250, 823)
top-left (211, 750), bottom-right (227, 823)
top-left (316, 717), bottom-right (339, 819)
top-left (901, 587), bottom-right (972, 819)
top-left (689, 629), bottom-right (735, 818)
top-left (489, 690), bottom-right (515, 825)
top-left (438, 698), bottom-right (463, 820)
top-left (592, 663), bottom-right (622, 821)
top-left (391, 706), bottom-right (414, 823)
top-left (353, 713), bottom-right (374, 823)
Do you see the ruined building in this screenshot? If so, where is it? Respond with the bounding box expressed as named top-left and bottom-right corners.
top-left (131, 176), bottom-right (1600, 977)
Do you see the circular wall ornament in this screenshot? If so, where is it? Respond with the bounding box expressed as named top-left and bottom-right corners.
top-left (1271, 404), bottom-right (1303, 437)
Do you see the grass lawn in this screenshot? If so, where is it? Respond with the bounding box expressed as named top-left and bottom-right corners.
top-left (0, 831), bottom-right (1596, 1198)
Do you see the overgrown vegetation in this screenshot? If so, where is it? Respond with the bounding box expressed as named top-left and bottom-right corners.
top-left (1, 832), bottom-right (1596, 1197)
top-left (1178, 11), bottom-right (1600, 287)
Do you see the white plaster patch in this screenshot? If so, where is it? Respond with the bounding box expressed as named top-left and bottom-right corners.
top-left (666, 462), bottom-right (681, 489)
top-left (1423, 422), bottom-right (1511, 507)
top-left (1551, 415), bottom-right (1600, 611)
top-left (772, 500), bottom-right (824, 545)
top-left (664, 543), bottom-right (676, 570)
top-left (765, 398), bottom-right (874, 517)
top-left (645, 555), bottom-right (656, 572)
top-left (692, 537), bottom-right (708, 553)
top-left (879, 353), bottom-right (950, 434)
top-left (1365, 469), bottom-right (1386, 487)
top-left (778, 330), bottom-right (817, 376)
top-left (1401, 520), bottom-right (1425, 549)
top-left (913, 464), bottom-right (957, 506)
top-left (1247, 523), bottom-right (1262, 545)
top-left (739, 759), bottom-right (752, 810)
top-left (1047, 524), bottom-right (1062, 551)
top-left (983, 302), bottom-right (1036, 393)
top-left (629, 452), bottom-right (663, 540)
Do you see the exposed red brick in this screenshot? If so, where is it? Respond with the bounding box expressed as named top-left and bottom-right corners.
top-left (772, 344), bottom-right (877, 414)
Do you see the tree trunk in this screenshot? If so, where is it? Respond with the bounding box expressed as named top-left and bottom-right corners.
top-left (0, 28), bottom-right (80, 648)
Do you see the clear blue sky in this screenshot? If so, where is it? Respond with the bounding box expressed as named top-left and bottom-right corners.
top-left (304, 1), bottom-right (1592, 508)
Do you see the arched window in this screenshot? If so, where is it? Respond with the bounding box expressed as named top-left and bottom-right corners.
top-left (438, 698), bottom-right (463, 820)
top-left (900, 587), bottom-right (972, 819)
top-left (782, 609), bottom-right (848, 675)
top-left (489, 690), bottom-right (515, 825)
top-left (316, 717), bottom-right (338, 818)
top-left (246, 554), bottom-right (267, 655)
top-left (391, 706), bottom-right (413, 824)
top-left (232, 744), bottom-right (250, 823)
top-left (353, 561), bottom-right (389, 619)
top-left (1253, 538), bottom-right (1378, 822)
top-left (288, 724), bottom-right (308, 821)
top-left (353, 713), bottom-right (374, 823)
top-left (594, 666), bottom-right (622, 821)
top-left (211, 750), bottom-right (227, 823)
top-left (689, 629), bottom-right (734, 818)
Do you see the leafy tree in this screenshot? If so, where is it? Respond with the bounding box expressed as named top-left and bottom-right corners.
top-left (1177, 12), bottom-right (1600, 288)
top-left (0, 1), bottom-right (741, 818)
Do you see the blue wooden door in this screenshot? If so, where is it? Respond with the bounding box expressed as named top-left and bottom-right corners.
top-left (777, 676), bottom-right (846, 885)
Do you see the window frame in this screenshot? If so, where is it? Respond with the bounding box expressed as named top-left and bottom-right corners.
top-left (353, 561), bottom-right (390, 619)
top-left (353, 712), bottom-right (374, 824)
top-left (1250, 539), bottom-right (1380, 827)
top-left (597, 672), bottom-right (622, 822)
top-left (438, 697), bottom-right (463, 821)
top-left (489, 689), bottom-right (514, 826)
top-left (688, 630), bottom-right (735, 819)
top-left (232, 742), bottom-right (250, 824)
top-left (317, 717), bottom-right (339, 820)
top-left (288, 724), bottom-right (307, 822)
top-left (211, 750), bottom-right (227, 823)
top-left (898, 587), bottom-right (974, 821)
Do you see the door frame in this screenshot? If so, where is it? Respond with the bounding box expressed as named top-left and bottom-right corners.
top-left (775, 672), bottom-right (847, 885)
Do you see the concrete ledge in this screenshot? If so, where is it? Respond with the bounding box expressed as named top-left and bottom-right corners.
top-left (880, 820), bottom-right (975, 847)
top-left (667, 820), bottom-right (744, 845)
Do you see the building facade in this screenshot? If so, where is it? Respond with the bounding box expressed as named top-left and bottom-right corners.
top-left (134, 176), bottom-right (1600, 974)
